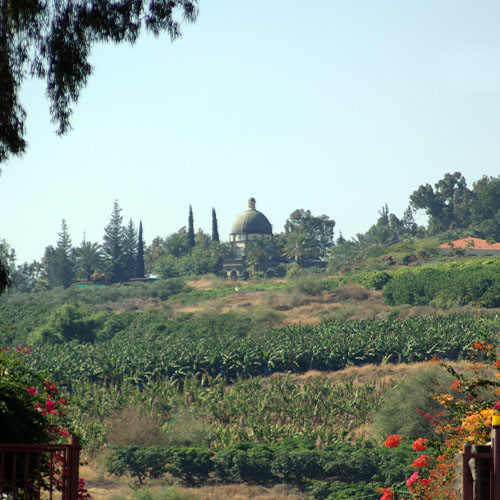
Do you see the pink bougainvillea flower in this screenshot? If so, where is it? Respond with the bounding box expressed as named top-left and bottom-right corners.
top-left (412, 454), bottom-right (430, 468)
top-left (26, 387), bottom-right (38, 394)
top-left (384, 434), bottom-right (403, 448)
top-left (412, 438), bottom-right (428, 451)
top-left (407, 471), bottom-right (419, 487)
top-left (46, 399), bottom-right (58, 415)
top-left (16, 345), bottom-right (31, 354)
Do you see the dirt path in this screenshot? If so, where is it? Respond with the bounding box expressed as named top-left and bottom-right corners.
top-left (82, 463), bottom-right (305, 500)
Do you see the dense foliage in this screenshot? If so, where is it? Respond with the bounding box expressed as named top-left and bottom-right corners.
top-left (19, 315), bottom-right (491, 384)
top-left (2, 237), bottom-right (500, 498)
top-left (381, 257), bottom-right (500, 307)
top-left (411, 172), bottom-right (500, 240)
top-left (0, 347), bottom-right (70, 443)
top-left (105, 440), bottom-right (416, 496)
top-left (0, 348), bottom-right (84, 497)
top-left (382, 342), bottom-right (500, 499)
top-left (66, 373), bottom-right (389, 449)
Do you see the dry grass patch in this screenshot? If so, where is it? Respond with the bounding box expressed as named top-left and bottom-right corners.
top-left (105, 406), bottom-right (167, 446)
top-left (82, 463), bottom-right (305, 500)
top-left (288, 360), bottom-right (471, 389)
top-left (331, 283), bottom-right (373, 301)
top-left (185, 484), bottom-right (305, 500)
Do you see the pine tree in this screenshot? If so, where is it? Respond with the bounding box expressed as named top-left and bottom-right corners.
top-left (187, 205), bottom-right (196, 249)
top-left (211, 208), bottom-right (220, 242)
top-left (103, 200), bottom-right (126, 282)
top-left (122, 219), bottom-right (138, 279)
top-left (43, 219), bottom-right (75, 287)
top-left (136, 221), bottom-right (145, 278)
top-left (401, 205), bottom-right (418, 236)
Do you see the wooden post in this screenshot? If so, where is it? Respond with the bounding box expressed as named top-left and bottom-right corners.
top-left (68, 436), bottom-right (80, 500)
top-left (472, 445), bottom-right (491, 500)
top-left (492, 423), bottom-right (500, 500)
top-left (463, 441), bottom-right (473, 500)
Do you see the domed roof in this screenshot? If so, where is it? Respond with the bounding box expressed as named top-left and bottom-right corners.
top-left (231, 198), bottom-right (273, 235)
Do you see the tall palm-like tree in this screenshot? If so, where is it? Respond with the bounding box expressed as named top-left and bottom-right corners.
top-left (245, 237), bottom-right (274, 273)
top-left (75, 241), bottom-right (104, 281)
top-left (282, 230), bottom-right (316, 267)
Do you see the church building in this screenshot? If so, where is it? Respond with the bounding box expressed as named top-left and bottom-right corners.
top-left (222, 198), bottom-right (274, 279)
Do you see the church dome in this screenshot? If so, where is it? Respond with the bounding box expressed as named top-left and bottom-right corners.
top-left (231, 198), bottom-right (273, 235)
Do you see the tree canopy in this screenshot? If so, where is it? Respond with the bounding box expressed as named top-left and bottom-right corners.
top-left (280, 209), bottom-right (335, 264)
top-left (410, 172), bottom-right (472, 234)
top-left (410, 172), bottom-right (500, 240)
top-left (0, 0), bottom-right (198, 164)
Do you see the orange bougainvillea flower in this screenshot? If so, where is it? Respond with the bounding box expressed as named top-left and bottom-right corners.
top-left (384, 434), bottom-right (403, 448)
top-left (378, 487), bottom-right (394, 500)
top-left (412, 454), bottom-right (430, 468)
top-left (412, 437), bottom-right (428, 451)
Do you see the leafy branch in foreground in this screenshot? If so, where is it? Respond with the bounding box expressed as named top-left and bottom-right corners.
top-left (0, 0), bottom-right (198, 163)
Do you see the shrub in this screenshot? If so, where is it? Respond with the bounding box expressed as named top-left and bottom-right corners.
top-left (248, 307), bottom-right (284, 326)
top-left (333, 284), bottom-right (370, 301)
top-left (0, 348), bottom-right (75, 495)
top-left (382, 258), bottom-right (500, 307)
top-left (106, 406), bottom-right (166, 446)
top-left (292, 277), bottom-right (329, 296)
top-left (105, 446), bottom-right (168, 485)
top-left (271, 448), bottom-right (322, 487)
top-left (368, 271), bottom-right (392, 290)
top-left (166, 446), bottom-right (213, 485)
top-left (162, 408), bottom-right (211, 447)
top-left (372, 367), bottom-right (454, 439)
top-left (214, 443), bottom-right (274, 483)
top-left (308, 480), bottom-right (379, 500)
top-left (27, 304), bottom-right (103, 345)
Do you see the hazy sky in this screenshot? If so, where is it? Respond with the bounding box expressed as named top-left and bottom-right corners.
top-left (2, 1), bottom-right (500, 264)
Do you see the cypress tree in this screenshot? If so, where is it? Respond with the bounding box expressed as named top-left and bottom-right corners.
top-left (187, 205), bottom-right (195, 249)
top-left (136, 221), bottom-right (145, 278)
top-left (0, 260), bottom-right (11, 295)
top-left (211, 208), bottom-right (220, 242)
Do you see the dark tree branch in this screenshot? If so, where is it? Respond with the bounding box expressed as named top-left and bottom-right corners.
top-left (0, 0), bottom-right (198, 164)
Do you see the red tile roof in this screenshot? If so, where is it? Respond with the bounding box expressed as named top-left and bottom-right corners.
top-left (439, 237), bottom-right (500, 250)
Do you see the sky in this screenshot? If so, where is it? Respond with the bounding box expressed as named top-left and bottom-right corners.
top-left (1, 0), bottom-right (500, 264)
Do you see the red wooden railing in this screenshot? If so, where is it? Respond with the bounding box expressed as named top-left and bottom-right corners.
top-left (462, 424), bottom-right (500, 500)
top-left (0, 437), bottom-right (80, 500)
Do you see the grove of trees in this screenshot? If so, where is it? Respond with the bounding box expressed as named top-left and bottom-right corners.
top-left (1, 172), bottom-right (500, 290)
top-left (410, 172), bottom-right (500, 240)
